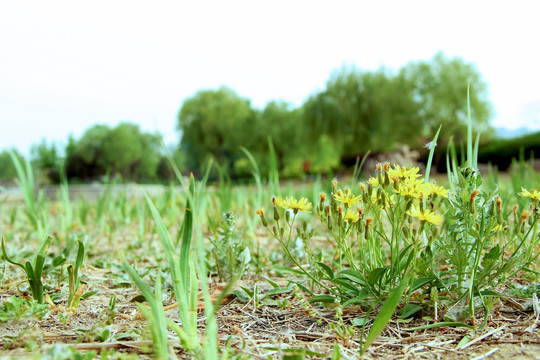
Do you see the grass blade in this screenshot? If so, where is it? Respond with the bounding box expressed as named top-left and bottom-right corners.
top-left (179, 175), bottom-right (194, 290)
top-left (123, 263), bottom-right (169, 359)
top-left (424, 125), bottom-right (441, 184)
top-left (466, 82), bottom-right (473, 169)
top-left (361, 275), bottom-right (410, 354)
top-left (1, 237), bottom-right (26, 270)
top-left (405, 322), bottom-right (476, 331)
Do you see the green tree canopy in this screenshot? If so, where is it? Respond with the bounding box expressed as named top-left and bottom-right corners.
top-left (253, 101), bottom-right (306, 171)
top-left (399, 51), bottom-right (494, 142)
top-left (177, 87), bottom-right (255, 172)
top-left (65, 122), bottom-right (162, 181)
top-left (303, 67), bottom-right (421, 159)
top-left (30, 139), bottom-right (61, 183)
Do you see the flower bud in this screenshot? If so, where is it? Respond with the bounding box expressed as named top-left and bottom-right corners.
top-left (364, 218), bottom-right (373, 240)
top-left (256, 208), bottom-right (267, 227)
top-left (520, 210), bottom-right (531, 223)
top-left (319, 193), bottom-right (326, 212)
top-left (470, 190), bottom-right (480, 216)
top-left (273, 197), bottom-right (280, 221)
top-left (402, 225), bottom-right (410, 238)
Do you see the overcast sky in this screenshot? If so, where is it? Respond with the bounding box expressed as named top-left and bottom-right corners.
top-left (1, 1), bottom-right (539, 154)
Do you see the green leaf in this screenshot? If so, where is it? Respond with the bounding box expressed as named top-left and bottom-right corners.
top-left (52, 256), bottom-right (66, 267)
top-left (80, 290), bottom-right (99, 300)
top-left (239, 286), bottom-right (254, 297)
top-left (1, 238), bottom-right (26, 271)
top-left (271, 266), bottom-right (304, 275)
top-left (74, 240), bottom-right (85, 275)
top-left (339, 269), bottom-right (367, 286)
top-left (425, 125), bottom-right (442, 183)
top-left (266, 287), bottom-right (293, 297)
top-left (179, 175), bottom-right (195, 289)
top-left (262, 275), bottom-right (279, 288)
top-left (307, 295), bottom-right (337, 304)
top-left (352, 317), bottom-right (371, 327)
top-left (457, 332), bottom-right (473, 349)
top-left (362, 275), bottom-right (410, 354)
top-left (333, 278), bottom-right (361, 293)
top-left (342, 292), bottom-right (370, 307)
top-left (262, 347), bottom-right (325, 358)
top-left (33, 236), bottom-right (53, 280)
top-left (331, 344), bottom-right (342, 360)
top-left (405, 322), bottom-right (476, 331)
top-left (230, 289), bottom-right (251, 303)
top-left (292, 282), bottom-right (314, 296)
top-left (130, 294), bottom-right (147, 303)
top-left (399, 303), bottom-right (423, 319)
top-left (411, 277), bottom-right (436, 291)
top-left (367, 267), bottom-right (387, 286)
top-left (316, 262), bottom-right (334, 280)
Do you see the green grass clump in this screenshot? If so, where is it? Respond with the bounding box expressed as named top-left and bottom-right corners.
top-left (2, 236), bottom-right (52, 304)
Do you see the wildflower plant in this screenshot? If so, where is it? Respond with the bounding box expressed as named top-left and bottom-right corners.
top-left (257, 162), bottom-right (448, 304)
top-left (437, 88), bottom-right (540, 323)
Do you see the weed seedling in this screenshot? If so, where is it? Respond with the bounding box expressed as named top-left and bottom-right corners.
top-left (2, 236), bottom-right (53, 304)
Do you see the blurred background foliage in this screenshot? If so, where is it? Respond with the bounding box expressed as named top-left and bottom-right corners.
top-left (1, 52), bottom-right (537, 184)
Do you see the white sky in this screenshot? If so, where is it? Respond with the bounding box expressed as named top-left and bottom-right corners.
top-left (1, 1), bottom-right (540, 155)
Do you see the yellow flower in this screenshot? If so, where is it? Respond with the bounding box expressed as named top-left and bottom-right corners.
top-left (392, 178), bottom-right (428, 199)
top-left (343, 208), bottom-right (360, 223)
top-left (387, 165), bottom-right (421, 180)
top-left (425, 183), bottom-right (449, 198)
top-left (407, 206), bottom-right (443, 226)
top-left (367, 177), bottom-right (380, 187)
top-left (518, 187), bottom-right (540, 202)
top-left (334, 188), bottom-right (362, 207)
top-left (275, 196), bottom-right (312, 213)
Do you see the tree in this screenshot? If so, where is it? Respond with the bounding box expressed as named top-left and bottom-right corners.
top-left (399, 52), bottom-right (494, 142)
top-left (65, 122), bottom-right (163, 181)
top-left (177, 87), bottom-right (255, 173)
top-left (30, 139), bottom-right (61, 183)
top-left (303, 67), bottom-right (421, 159)
top-left (252, 101), bottom-right (306, 172)
top-left (100, 123), bottom-right (162, 179)
top-left (66, 124), bottom-right (110, 179)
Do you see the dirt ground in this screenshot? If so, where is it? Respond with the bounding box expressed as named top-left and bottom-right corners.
top-left (1, 269), bottom-right (538, 359)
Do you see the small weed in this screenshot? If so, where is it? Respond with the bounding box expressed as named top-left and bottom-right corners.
top-left (2, 235), bottom-right (53, 304)
top-left (211, 211), bottom-right (250, 282)
top-left (0, 296), bottom-right (49, 322)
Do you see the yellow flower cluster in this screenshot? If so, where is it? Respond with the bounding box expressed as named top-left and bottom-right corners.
top-left (406, 206), bottom-right (444, 226)
top-left (275, 196), bottom-right (312, 213)
top-left (518, 187), bottom-right (540, 202)
top-left (334, 188), bottom-right (362, 207)
top-left (392, 177), bottom-right (426, 199)
top-left (342, 208), bottom-right (360, 223)
top-left (364, 164), bottom-right (447, 226)
top-left (387, 165), bottom-right (421, 180)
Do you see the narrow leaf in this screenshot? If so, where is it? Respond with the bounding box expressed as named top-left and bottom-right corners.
top-left (362, 275), bottom-right (410, 353)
